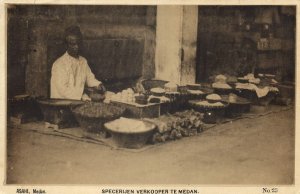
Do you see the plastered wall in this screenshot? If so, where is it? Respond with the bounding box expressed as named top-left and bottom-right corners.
top-left (7, 5), bottom-right (157, 97)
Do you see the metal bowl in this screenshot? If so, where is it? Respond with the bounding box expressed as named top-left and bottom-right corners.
top-left (89, 93), bottom-right (106, 102)
top-left (105, 119), bottom-right (156, 149)
top-left (86, 87), bottom-right (106, 102)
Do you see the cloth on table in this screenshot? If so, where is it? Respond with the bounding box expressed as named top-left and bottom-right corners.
top-left (235, 83), bottom-right (278, 98)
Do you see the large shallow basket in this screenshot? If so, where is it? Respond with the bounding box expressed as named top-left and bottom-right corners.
top-left (37, 98), bottom-right (84, 128)
top-left (141, 79), bottom-right (168, 91)
top-left (72, 102), bottom-right (125, 134)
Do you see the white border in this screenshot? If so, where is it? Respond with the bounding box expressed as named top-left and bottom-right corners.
top-left (0, 1), bottom-right (299, 194)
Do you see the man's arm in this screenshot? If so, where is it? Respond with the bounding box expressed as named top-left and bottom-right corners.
top-left (85, 62), bottom-right (102, 88)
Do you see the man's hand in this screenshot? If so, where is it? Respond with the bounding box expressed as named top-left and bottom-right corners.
top-left (81, 93), bottom-right (91, 101)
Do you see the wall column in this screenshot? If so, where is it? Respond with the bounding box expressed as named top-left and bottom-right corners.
top-left (26, 20), bottom-right (49, 97)
top-left (155, 5), bottom-right (198, 85)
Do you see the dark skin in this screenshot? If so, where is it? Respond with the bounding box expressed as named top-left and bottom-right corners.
top-left (66, 35), bottom-right (106, 93)
top-left (66, 35), bottom-right (80, 58)
top-left (236, 41), bottom-right (257, 77)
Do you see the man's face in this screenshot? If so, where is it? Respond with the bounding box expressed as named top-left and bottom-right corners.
top-left (66, 35), bottom-right (80, 58)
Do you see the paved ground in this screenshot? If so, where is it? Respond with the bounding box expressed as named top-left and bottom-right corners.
top-left (6, 108), bottom-right (294, 184)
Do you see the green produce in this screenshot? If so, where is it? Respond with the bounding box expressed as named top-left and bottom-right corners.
top-left (147, 109), bottom-right (204, 144)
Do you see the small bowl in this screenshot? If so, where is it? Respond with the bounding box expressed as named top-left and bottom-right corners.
top-left (150, 88), bottom-right (166, 97)
top-left (258, 73), bottom-right (264, 77)
top-left (186, 84), bottom-right (202, 90)
top-left (237, 78), bottom-right (249, 83)
top-left (148, 97), bottom-right (161, 103)
top-left (135, 95), bottom-right (148, 105)
top-left (86, 87), bottom-right (105, 95)
top-left (90, 93), bottom-right (106, 102)
top-left (206, 94), bottom-right (222, 103)
top-left (207, 99), bottom-right (221, 103)
top-left (265, 74), bottom-right (276, 78)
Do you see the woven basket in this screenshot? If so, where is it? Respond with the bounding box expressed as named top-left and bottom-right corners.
top-left (37, 99), bottom-right (84, 128)
top-left (72, 103), bottom-right (125, 133)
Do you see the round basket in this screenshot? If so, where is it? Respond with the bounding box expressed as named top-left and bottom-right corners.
top-left (237, 77), bottom-right (249, 83)
top-left (71, 103), bottom-right (125, 133)
top-left (186, 84), bottom-right (202, 90)
top-left (189, 100), bottom-right (228, 123)
top-left (37, 99), bottom-right (85, 128)
top-left (189, 100), bottom-right (228, 113)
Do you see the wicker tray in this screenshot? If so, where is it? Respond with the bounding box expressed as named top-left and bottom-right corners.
top-left (234, 88), bottom-right (278, 106)
top-left (37, 99), bottom-right (85, 129)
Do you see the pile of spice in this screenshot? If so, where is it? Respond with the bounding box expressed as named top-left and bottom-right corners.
top-left (72, 102), bottom-right (125, 119)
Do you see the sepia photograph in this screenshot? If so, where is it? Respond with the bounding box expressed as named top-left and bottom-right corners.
top-left (3, 2), bottom-right (297, 189)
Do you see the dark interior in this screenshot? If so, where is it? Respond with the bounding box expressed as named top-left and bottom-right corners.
top-left (7, 5), bottom-right (296, 97)
top-left (196, 6), bottom-right (295, 82)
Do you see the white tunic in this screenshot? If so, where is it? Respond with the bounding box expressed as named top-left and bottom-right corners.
top-left (50, 52), bottom-right (101, 100)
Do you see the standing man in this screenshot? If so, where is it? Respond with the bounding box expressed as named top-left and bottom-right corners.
top-left (236, 38), bottom-right (257, 76)
top-left (50, 25), bottom-right (105, 100)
